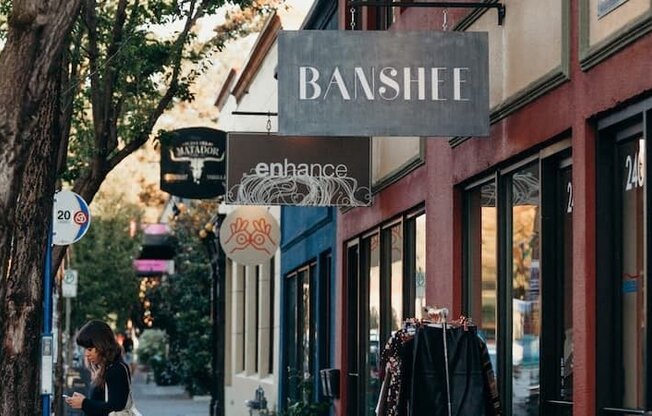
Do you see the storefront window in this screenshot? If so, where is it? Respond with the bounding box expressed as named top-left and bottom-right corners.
top-left (510, 164), bottom-right (541, 415)
top-left (346, 209), bottom-right (426, 415)
top-left (365, 233), bottom-right (381, 416)
top-left (618, 136), bottom-right (646, 409)
top-left (284, 264), bottom-right (315, 401)
top-left (301, 269), bottom-right (311, 378)
top-left (467, 181), bottom-right (498, 370)
top-left (597, 118), bottom-right (648, 413)
top-left (389, 224), bottom-right (403, 333)
top-left (415, 214), bottom-right (427, 319)
top-left (465, 151), bottom-right (571, 415)
top-left (558, 166), bottom-right (574, 403)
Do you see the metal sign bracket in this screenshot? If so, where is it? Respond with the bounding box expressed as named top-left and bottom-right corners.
top-left (347, 1), bottom-right (506, 26)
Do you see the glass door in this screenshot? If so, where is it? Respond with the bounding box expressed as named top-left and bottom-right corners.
top-left (541, 156), bottom-right (573, 415)
top-left (464, 146), bottom-right (572, 415)
top-left (616, 133), bottom-right (646, 409)
top-left (596, 112), bottom-right (649, 414)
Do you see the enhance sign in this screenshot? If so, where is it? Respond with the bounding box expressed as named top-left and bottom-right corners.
top-left (278, 31), bottom-right (489, 138)
top-left (226, 134), bottom-right (371, 207)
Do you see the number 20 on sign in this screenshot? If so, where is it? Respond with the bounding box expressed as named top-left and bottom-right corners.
top-left (52, 190), bottom-right (91, 246)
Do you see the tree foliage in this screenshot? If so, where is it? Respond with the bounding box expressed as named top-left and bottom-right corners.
top-left (69, 192), bottom-right (143, 330)
top-left (146, 200), bottom-right (219, 395)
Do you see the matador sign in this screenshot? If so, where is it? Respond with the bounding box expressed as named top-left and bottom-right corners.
top-left (159, 127), bottom-right (226, 199)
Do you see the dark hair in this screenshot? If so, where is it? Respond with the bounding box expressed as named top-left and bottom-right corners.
top-left (76, 320), bottom-right (122, 386)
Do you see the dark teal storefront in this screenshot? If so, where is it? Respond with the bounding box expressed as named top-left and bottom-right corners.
top-left (277, 0), bottom-right (339, 411)
top-left (279, 205), bottom-right (337, 410)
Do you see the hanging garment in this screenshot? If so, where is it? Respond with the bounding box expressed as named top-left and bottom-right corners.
top-left (378, 326), bottom-right (416, 416)
top-left (409, 325), bottom-right (486, 416)
top-left (478, 337), bottom-right (502, 416)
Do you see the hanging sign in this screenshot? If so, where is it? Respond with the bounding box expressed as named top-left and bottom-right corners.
top-left (133, 259), bottom-right (175, 276)
top-left (278, 31), bottom-right (489, 137)
top-left (226, 133), bottom-right (371, 206)
top-left (159, 127), bottom-right (227, 199)
top-left (52, 190), bottom-right (91, 246)
top-left (62, 269), bottom-right (78, 298)
top-left (219, 207), bottom-right (280, 266)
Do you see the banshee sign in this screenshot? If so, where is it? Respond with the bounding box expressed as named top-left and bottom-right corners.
top-left (278, 31), bottom-right (489, 137)
top-left (160, 127), bottom-right (226, 199)
top-left (226, 133), bottom-right (371, 207)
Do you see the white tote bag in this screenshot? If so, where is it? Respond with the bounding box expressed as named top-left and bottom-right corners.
top-left (105, 362), bottom-right (143, 416)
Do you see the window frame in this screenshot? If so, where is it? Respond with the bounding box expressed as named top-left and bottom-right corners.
top-left (283, 262), bottom-right (317, 402)
top-left (345, 205), bottom-right (425, 415)
top-left (595, 106), bottom-right (652, 414)
top-left (462, 142), bottom-right (572, 415)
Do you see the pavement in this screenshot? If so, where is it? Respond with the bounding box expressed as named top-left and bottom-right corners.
top-left (131, 369), bottom-right (210, 416)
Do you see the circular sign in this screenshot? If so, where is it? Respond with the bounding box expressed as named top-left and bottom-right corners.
top-left (63, 270), bottom-right (77, 284)
top-left (52, 190), bottom-right (91, 246)
top-left (219, 207), bottom-right (280, 266)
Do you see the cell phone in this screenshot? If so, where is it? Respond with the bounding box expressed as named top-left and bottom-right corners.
top-left (62, 394), bottom-right (70, 399)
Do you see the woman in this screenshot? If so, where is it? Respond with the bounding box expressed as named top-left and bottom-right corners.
top-left (65, 320), bottom-right (133, 415)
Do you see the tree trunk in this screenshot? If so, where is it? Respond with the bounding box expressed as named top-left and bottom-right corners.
top-left (0, 0), bottom-right (82, 280)
top-left (0, 5), bottom-right (74, 409)
top-left (0, 73), bottom-right (63, 415)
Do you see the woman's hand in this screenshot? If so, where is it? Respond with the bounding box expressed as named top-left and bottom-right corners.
top-left (65, 392), bottom-right (85, 409)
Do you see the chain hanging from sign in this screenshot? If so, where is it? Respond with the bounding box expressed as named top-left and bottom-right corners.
top-left (346, 1), bottom-right (506, 25)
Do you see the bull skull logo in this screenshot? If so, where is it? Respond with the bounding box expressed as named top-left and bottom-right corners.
top-left (169, 150), bottom-right (224, 183)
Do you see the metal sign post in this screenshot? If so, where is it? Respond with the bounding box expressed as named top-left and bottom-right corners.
top-left (41, 226), bottom-right (54, 416)
top-left (62, 269), bottom-right (78, 369)
top-left (43, 191), bottom-right (91, 416)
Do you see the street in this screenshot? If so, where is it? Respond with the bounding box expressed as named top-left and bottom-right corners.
top-left (131, 370), bottom-right (209, 416)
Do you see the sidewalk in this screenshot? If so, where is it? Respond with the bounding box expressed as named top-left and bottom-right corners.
top-left (131, 369), bottom-right (209, 416)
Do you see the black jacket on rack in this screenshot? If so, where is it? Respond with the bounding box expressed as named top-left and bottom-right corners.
top-left (410, 325), bottom-right (485, 416)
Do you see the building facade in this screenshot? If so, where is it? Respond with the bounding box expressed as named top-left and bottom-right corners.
top-left (277, 0), bottom-right (340, 411)
top-left (214, 4), bottom-right (316, 414)
top-left (331, 1), bottom-right (652, 416)
top-left (216, 14), bottom-right (283, 415)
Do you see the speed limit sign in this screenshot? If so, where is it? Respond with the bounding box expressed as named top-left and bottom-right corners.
top-left (52, 190), bottom-right (91, 246)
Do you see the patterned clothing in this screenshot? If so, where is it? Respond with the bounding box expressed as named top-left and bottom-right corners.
top-left (378, 326), bottom-right (416, 416)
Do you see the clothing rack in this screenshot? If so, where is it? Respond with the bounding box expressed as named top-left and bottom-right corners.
top-left (429, 308), bottom-right (453, 416)
top-left (380, 313), bottom-right (502, 416)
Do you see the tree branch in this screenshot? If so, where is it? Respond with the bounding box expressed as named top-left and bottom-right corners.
top-left (57, 27), bottom-right (83, 175)
top-left (107, 0), bottom-right (206, 171)
top-left (101, 0), bottom-right (129, 153)
top-left (81, 0), bottom-right (104, 152)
